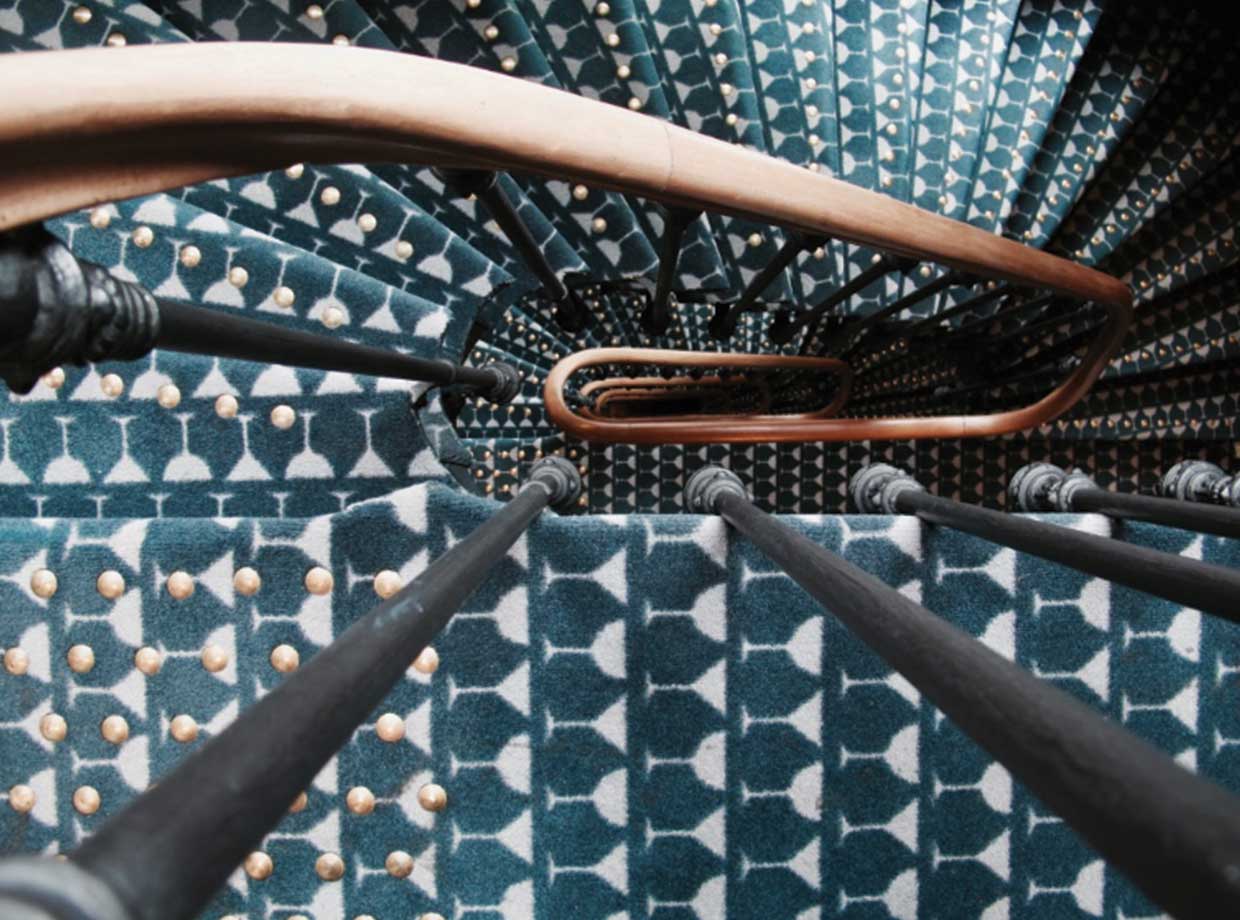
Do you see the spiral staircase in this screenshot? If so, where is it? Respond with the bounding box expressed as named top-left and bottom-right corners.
top-left (0, 2), bottom-right (1238, 918)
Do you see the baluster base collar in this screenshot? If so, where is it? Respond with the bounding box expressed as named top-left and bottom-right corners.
top-left (850, 463), bottom-right (925, 514)
top-left (524, 456), bottom-right (582, 511)
top-left (1010, 462), bottom-right (1095, 512)
top-left (686, 466), bottom-right (747, 513)
top-left (1162, 460), bottom-right (1235, 506)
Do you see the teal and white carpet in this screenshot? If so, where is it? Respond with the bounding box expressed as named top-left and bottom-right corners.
top-left (0, 1), bottom-right (1237, 917)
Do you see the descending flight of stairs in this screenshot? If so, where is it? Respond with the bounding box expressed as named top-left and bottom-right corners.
top-left (0, 2), bottom-right (1237, 918)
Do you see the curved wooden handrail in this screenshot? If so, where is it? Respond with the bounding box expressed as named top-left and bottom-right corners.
top-left (572, 356), bottom-right (851, 423)
top-left (0, 44), bottom-right (1131, 444)
top-left (547, 349), bottom-right (852, 438)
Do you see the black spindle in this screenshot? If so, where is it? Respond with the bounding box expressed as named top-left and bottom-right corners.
top-left (642, 205), bottom-right (701, 335)
top-left (709, 231), bottom-right (818, 340)
top-left (829, 269), bottom-right (965, 358)
top-left (767, 254), bottom-right (911, 350)
top-left (852, 463), bottom-right (1240, 624)
top-left (0, 457), bottom-right (582, 920)
top-left (437, 169), bottom-right (589, 330)
top-left (686, 465), bottom-right (1240, 920)
top-left (1011, 462), bottom-right (1240, 538)
top-left (0, 231), bottom-right (520, 403)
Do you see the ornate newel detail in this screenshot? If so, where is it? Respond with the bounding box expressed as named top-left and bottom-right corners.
top-left (1163, 460), bottom-right (1239, 507)
top-left (849, 461), bottom-right (925, 514)
top-left (0, 230), bottom-right (160, 393)
top-left (1008, 462), bottom-right (1096, 512)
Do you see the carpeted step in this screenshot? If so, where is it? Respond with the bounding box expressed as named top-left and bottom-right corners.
top-left (1, 483), bottom-right (1234, 917)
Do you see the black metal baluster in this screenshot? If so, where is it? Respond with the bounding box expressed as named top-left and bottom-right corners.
top-left (642, 205), bottom-right (701, 336)
top-left (436, 169), bottom-right (589, 330)
top-left (685, 465), bottom-right (1240, 920)
top-left (767, 254), bottom-right (913, 350)
top-left (0, 457), bottom-right (582, 920)
top-left (829, 269), bottom-right (966, 358)
top-left (709, 231), bottom-right (818, 341)
top-left (851, 463), bottom-right (1240, 623)
top-left (0, 231), bottom-right (519, 403)
top-left (1011, 462), bottom-right (1240, 538)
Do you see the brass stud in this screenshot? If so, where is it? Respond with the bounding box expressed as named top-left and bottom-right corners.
top-left (271, 405), bottom-right (297, 430)
top-left (157, 383), bottom-right (182, 409)
top-left (315, 852), bottom-right (345, 882)
top-left (233, 566), bottom-right (261, 596)
top-left (305, 566), bottom-right (334, 595)
top-left (73, 785), bottom-right (101, 815)
top-left (100, 715), bottom-right (129, 745)
top-left (201, 644), bottom-right (229, 674)
top-left (375, 712), bottom-right (405, 743)
top-left (3, 648), bottom-right (28, 676)
top-left (169, 714), bottom-right (199, 743)
top-left (8, 784), bottom-right (35, 814)
top-left (39, 713), bottom-right (67, 743)
top-left (346, 786), bottom-right (376, 815)
top-left (134, 646), bottom-right (162, 676)
top-left (270, 644), bottom-right (300, 673)
top-left (67, 644), bottom-right (96, 674)
top-left (385, 850), bottom-right (414, 878)
top-left (412, 646), bottom-right (439, 675)
top-left (374, 570), bottom-right (403, 599)
top-left (100, 373), bottom-right (124, 398)
top-left (244, 851), bottom-right (273, 880)
top-left (167, 571), bottom-right (195, 600)
top-left (215, 394), bottom-right (239, 419)
top-left (417, 783), bottom-right (448, 812)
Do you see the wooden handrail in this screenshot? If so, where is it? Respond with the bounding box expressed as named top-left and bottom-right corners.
top-left (0, 44), bottom-right (1127, 307)
top-left (546, 349), bottom-right (851, 437)
top-left (0, 45), bottom-right (1131, 444)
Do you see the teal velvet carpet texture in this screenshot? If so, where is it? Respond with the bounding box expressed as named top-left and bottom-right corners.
top-left (0, 0), bottom-right (1239, 918)
top-left (2, 487), bottom-right (1237, 919)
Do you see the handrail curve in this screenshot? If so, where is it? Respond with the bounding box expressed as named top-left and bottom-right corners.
top-left (0, 44), bottom-right (1132, 444)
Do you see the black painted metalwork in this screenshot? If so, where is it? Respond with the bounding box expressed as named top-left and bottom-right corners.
top-left (852, 463), bottom-right (1240, 623)
top-left (0, 457), bottom-right (581, 920)
top-left (829, 269), bottom-right (966, 358)
top-left (1163, 459), bottom-right (1240, 507)
top-left (0, 228), bottom-right (160, 393)
top-left (687, 464), bottom-right (1240, 920)
top-left (1011, 462), bottom-right (1240, 538)
top-left (767, 254), bottom-right (912, 349)
top-left (436, 169), bottom-right (588, 330)
top-left (642, 205), bottom-right (701, 336)
top-left (708, 231), bottom-right (817, 340)
top-left (0, 230), bottom-right (520, 403)
top-left (157, 301), bottom-right (519, 403)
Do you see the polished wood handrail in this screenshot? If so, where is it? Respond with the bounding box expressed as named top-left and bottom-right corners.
top-left (573, 357), bottom-right (850, 422)
top-left (0, 44), bottom-right (1131, 444)
top-left (0, 44), bottom-right (1127, 306)
top-left (545, 349), bottom-right (852, 438)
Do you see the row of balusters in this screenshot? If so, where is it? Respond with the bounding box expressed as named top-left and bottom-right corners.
top-left (2, 454), bottom-right (1238, 918)
top-left (1, 169), bottom-right (1099, 422)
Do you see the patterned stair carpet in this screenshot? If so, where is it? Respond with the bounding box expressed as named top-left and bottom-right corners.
top-left (2, 488), bottom-right (1237, 918)
top-left (0, 0), bottom-right (1238, 918)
